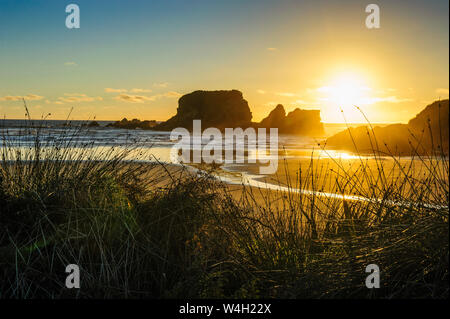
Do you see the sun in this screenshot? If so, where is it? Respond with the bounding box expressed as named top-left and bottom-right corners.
top-left (318, 72), bottom-right (372, 122)
top-left (330, 73), bottom-right (369, 107)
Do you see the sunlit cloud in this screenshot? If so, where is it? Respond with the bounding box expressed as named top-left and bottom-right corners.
top-left (114, 91), bottom-right (182, 103)
top-left (114, 94), bottom-right (156, 103)
top-left (294, 99), bottom-right (317, 105)
top-left (25, 94), bottom-right (44, 101)
top-left (131, 88), bottom-right (152, 93)
top-left (105, 88), bottom-right (128, 93)
top-left (276, 92), bottom-right (297, 97)
top-left (153, 82), bottom-right (169, 88)
top-left (163, 91), bottom-right (182, 98)
top-left (373, 88), bottom-right (397, 94)
top-left (315, 79), bottom-right (410, 107)
top-left (436, 88), bottom-right (449, 96)
top-left (264, 101), bottom-right (278, 107)
top-left (58, 94), bottom-right (103, 103)
top-left (316, 85), bottom-right (371, 93)
top-left (266, 47), bottom-right (278, 51)
top-left (362, 96), bottom-right (414, 104)
top-left (316, 89), bottom-right (412, 105)
top-left (105, 88), bottom-right (153, 94)
top-left (257, 89), bottom-right (266, 94)
top-left (0, 94), bottom-right (44, 101)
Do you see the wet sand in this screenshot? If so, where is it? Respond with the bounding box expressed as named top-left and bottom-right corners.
top-left (125, 152), bottom-right (448, 210)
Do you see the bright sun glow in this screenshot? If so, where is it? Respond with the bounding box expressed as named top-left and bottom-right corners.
top-left (318, 72), bottom-right (372, 122)
top-left (333, 75), bottom-right (367, 105)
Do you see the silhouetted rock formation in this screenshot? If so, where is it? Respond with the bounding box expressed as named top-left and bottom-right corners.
top-left (153, 91), bottom-right (325, 135)
top-left (81, 121), bottom-right (100, 127)
top-left (87, 121), bottom-right (100, 127)
top-left (258, 104), bottom-right (325, 136)
top-left (107, 118), bottom-right (158, 129)
top-left (153, 90), bottom-right (252, 131)
top-left (408, 100), bottom-right (449, 151)
top-left (326, 100), bottom-right (449, 155)
top-left (259, 104), bottom-right (286, 128)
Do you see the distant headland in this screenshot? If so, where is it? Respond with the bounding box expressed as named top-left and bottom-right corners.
top-left (326, 99), bottom-right (449, 155)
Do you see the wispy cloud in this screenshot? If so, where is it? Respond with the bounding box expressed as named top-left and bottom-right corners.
top-left (58, 93), bottom-right (103, 103)
top-left (294, 99), bottom-right (316, 105)
top-left (105, 88), bottom-right (153, 93)
top-left (163, 91), bottom-right (182, 98)
top-left (114, 91), bottom-right (182, 103)
top-left (257, 89), bottom-right (266, 94)
top-left (105, 88), bottom-right (128, 93)
top-left (313, 84), bottom-right (411, 106)
top-left (0, 94), bottom-right (44, 101)
top-left (316, 86), bottom-right (371, 93)
top-left (315, 86), bottom-right (332, 93)
top-left (436, 88), bottom-right (449, 96)
top-left (64, 62), bottom-right (77, 66)
top-left (266, 47), bottom-right (278, 51)
top-left (362, 96), bottom-right (413, 104)
top-left (276, 92), bottom-right (297, 97)
top-left (264, 101), bottom-right (278, 107)
top-left (153, 82), bottom-right (169, 88)
top-left (114, 94), bottom-right (156, 103)
top-left (131, 88), bottom-right (152, 93)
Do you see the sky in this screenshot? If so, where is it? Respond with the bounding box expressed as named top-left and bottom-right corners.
top-left (0, 0), bottom-right (448, 123)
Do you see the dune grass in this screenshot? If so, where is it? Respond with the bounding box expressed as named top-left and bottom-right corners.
top-left (0, 111), bottom-right (448, 298)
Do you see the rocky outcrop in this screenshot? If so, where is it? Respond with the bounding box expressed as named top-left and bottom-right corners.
top-left (107, 118), bottom-right (158, 129)
top-left (153, 91), bottom-right (325, 135)
top-left (259, 104), bottom-right (286, 129)
top-left (408, 100), bottom-right (449, 145)
top-left (81, 121), bottom-right (100, 127)
top-left (153, 90), bottom-right (252, 131)
top-left (326, 100), bottom-right (449, 155)
top-left (257, 104), bottom-right (325, 136)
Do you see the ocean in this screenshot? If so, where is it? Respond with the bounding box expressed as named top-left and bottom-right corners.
top-left (0, 118), bottom-right (441, 208)
top-left (0, 118), bottom-right (376, 164)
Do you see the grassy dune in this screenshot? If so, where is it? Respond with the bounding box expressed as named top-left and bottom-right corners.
top-left (0, 120), bottom-right (448, 298)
